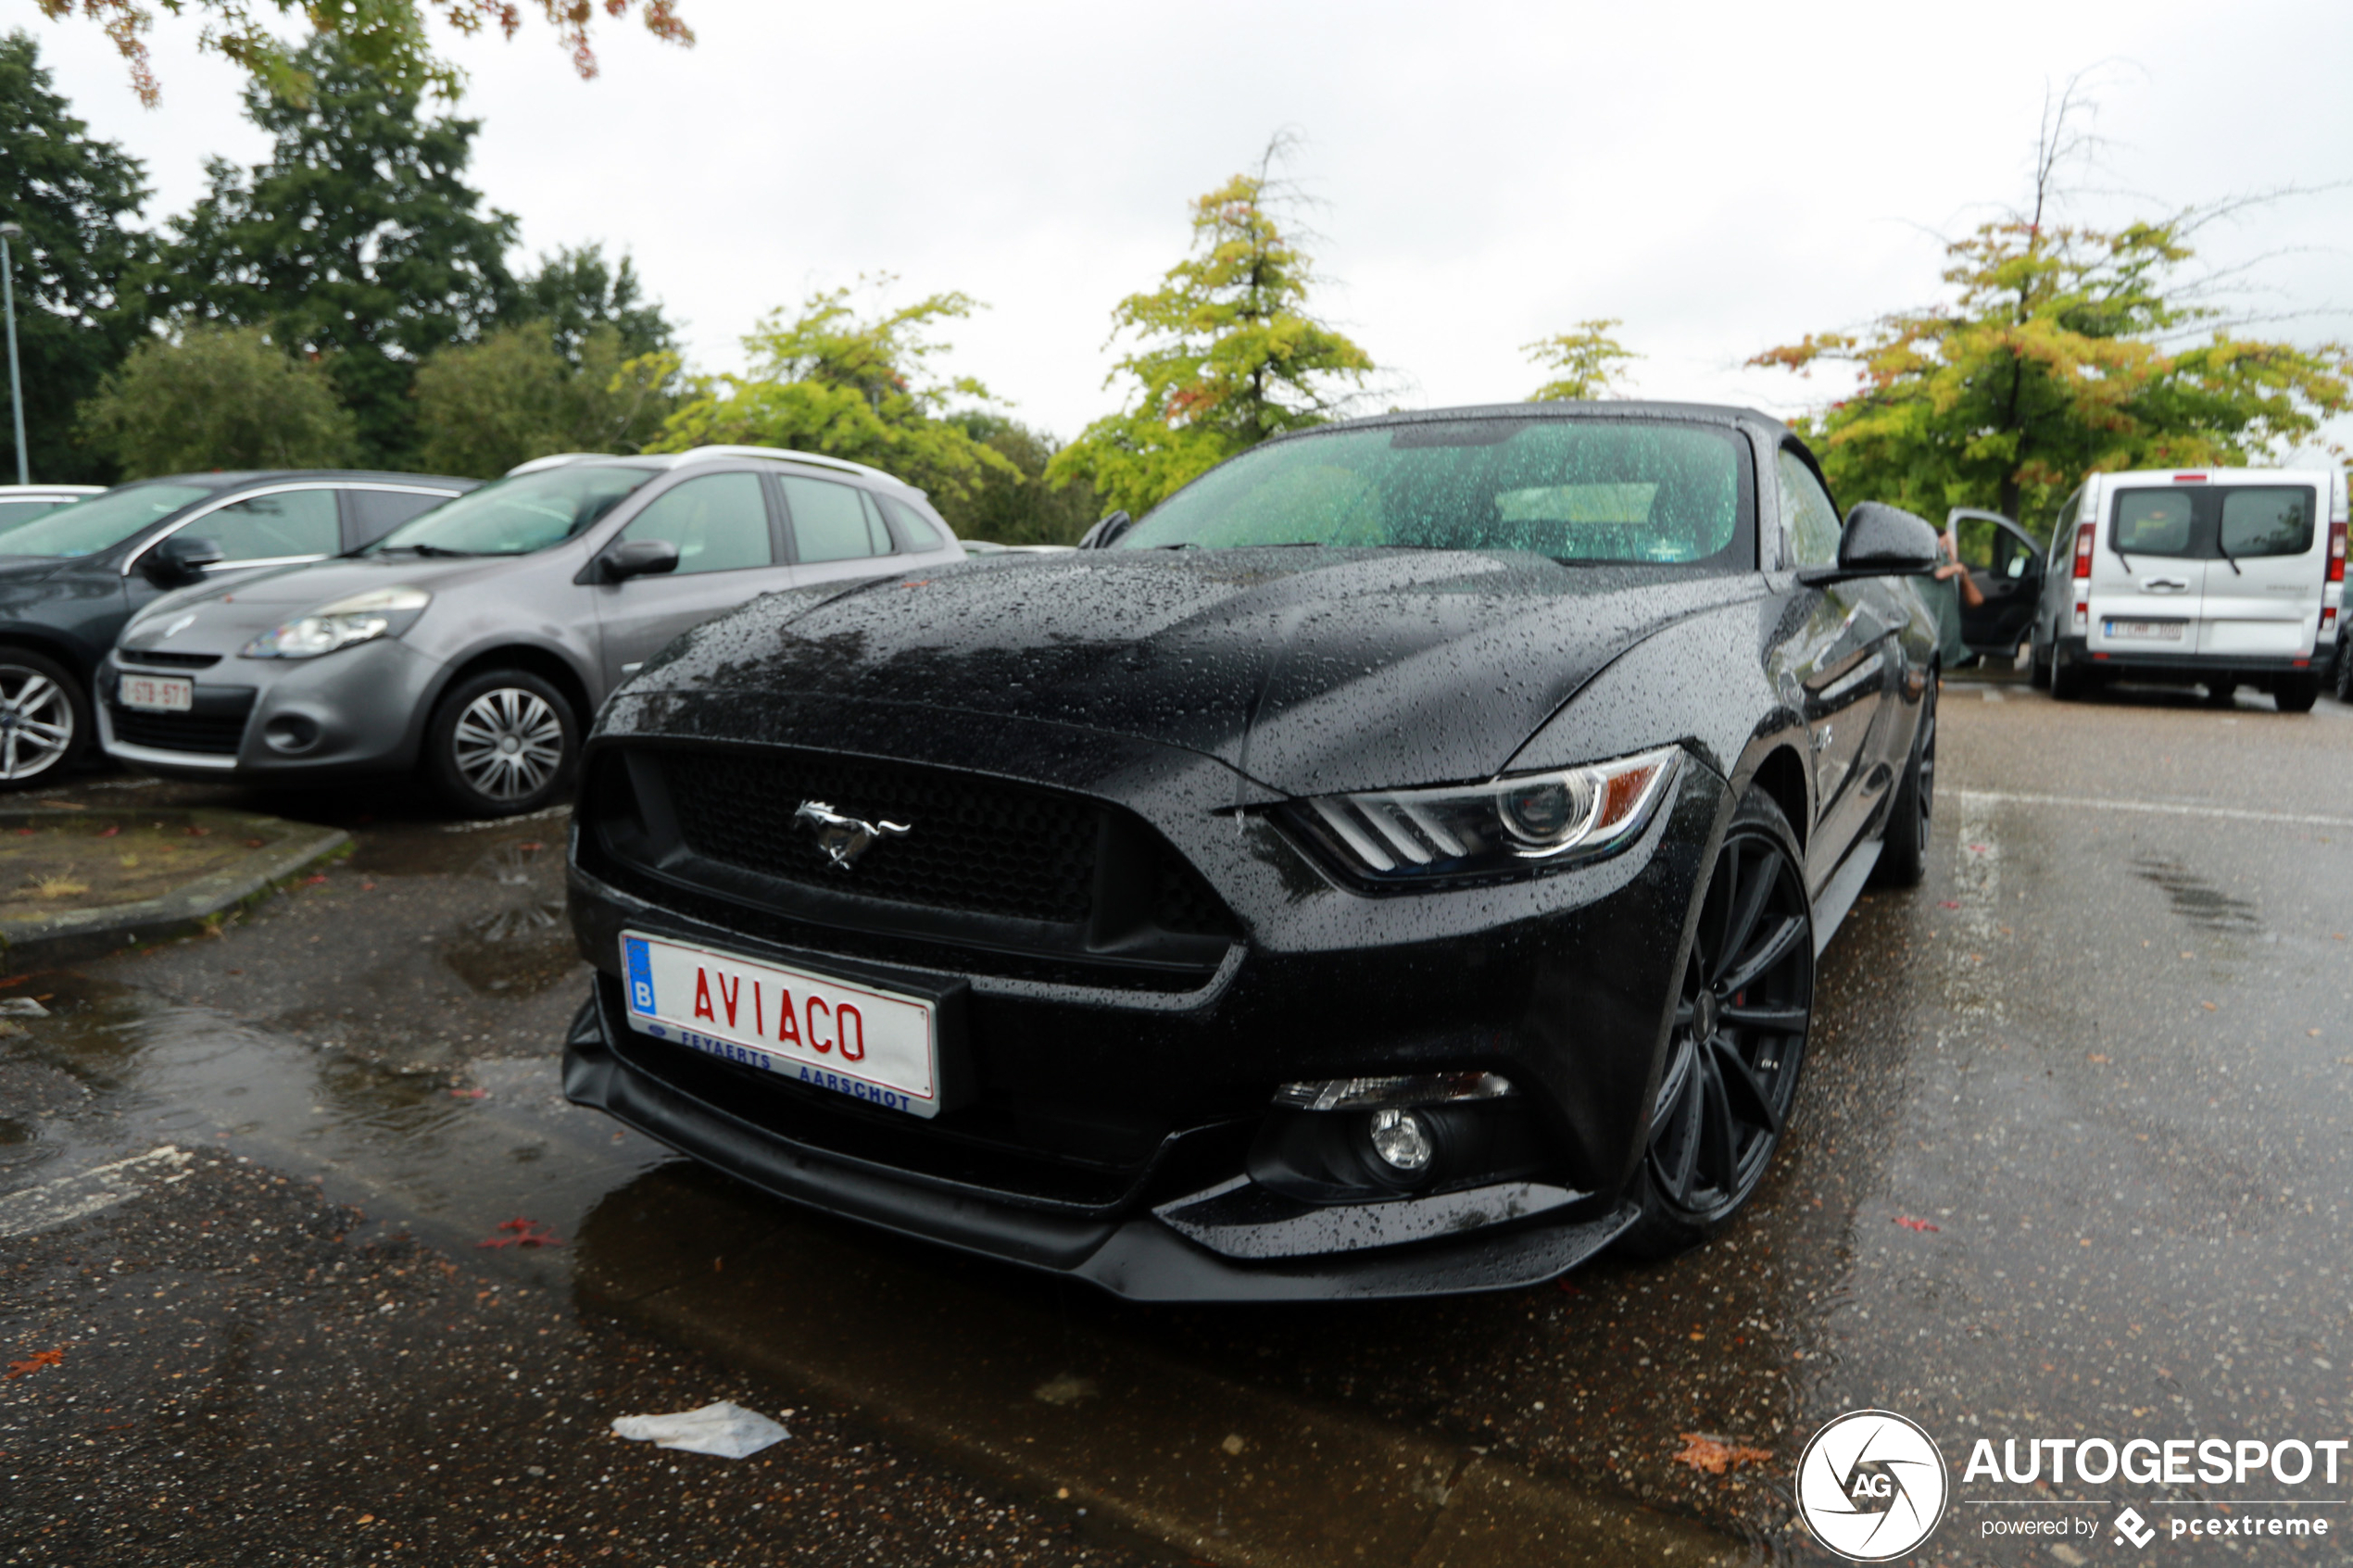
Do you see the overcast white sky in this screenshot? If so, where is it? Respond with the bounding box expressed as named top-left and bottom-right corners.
top-left (27, 0), bottom-right (2353, 457)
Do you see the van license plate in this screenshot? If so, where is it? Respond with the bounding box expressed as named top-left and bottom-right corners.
top-left (118, 673), bottom-right (194, 711)
top-left (2105, 620), bottom-right (2183, 641)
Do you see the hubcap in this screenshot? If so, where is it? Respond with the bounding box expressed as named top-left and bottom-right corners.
top-left (0, 665), bottom-right (75, 781)
top-left (450, 688), bottom-right (564, 802)
top-left (1646, 830), bottom-right (1814, 1220)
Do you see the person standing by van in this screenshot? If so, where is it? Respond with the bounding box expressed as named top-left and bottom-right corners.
top-left (1929, 522), bottom-right (1986, 669)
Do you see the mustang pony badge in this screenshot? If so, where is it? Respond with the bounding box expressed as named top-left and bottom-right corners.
top-left (794, 800), bottom-right (911, 871)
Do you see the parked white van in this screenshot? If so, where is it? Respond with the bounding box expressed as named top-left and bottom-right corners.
top-left (2024, 467), bottom-right (2347, 710)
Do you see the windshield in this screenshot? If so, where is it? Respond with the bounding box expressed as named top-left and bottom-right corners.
top-left (1116, 419), bottom-right (1749, 563)
top-left (368, 465), bottom-right (657, 557)
top-left (0, 483), bottom-right (212, 558)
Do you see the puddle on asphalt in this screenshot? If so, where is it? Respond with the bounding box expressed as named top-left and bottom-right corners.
top-left (0, 969), bottom-right (671, 1277)
top-left (440, 841), bottom-right (579, 997)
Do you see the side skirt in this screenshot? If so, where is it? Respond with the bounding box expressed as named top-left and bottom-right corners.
top-left (1810, 836), bottom-right (1881, 958)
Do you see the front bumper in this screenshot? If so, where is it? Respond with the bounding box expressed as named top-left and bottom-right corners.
top-left (560, 737), bottom-right (1724, 1300)
top-left (96, 639), bottom-right (439, 782)
top-left (564, 976), bottom-right (1639, 1300)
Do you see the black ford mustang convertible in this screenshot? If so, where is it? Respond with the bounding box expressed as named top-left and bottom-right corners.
top-left (563, 402), bottom-right (1942, 1299)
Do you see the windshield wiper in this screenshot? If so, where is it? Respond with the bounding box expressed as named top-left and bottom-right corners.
top-left (373, 542), bottom-right (476, 558)
top-left (2215, 538), bottom-right (2243, 576)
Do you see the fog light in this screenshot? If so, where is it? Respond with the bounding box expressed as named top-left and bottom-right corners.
top-left (1368, 1109), bottom-right (1433, 1172)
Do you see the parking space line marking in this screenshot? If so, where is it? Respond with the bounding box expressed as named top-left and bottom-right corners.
top-left (1951, 789), bottom-right (2353, 831)
top-left (0, 1145), bottom-right (194, 1241)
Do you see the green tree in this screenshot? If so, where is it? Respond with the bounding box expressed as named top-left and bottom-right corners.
top-left (1048, 151), bottom-right (1376, 517)
top-left (1525, 319), bottom-right (1639, 401)
top-left (80, 323), bottom-right (357, 474)
top-left (945, 412), bottom-right (1099, 546)
top-left (157, 34), bottom-right (520, 467)
top-left (0, 31), bottom-right (152, 484)
top-left (38, 0), bottom-right (691, 107)
top-left (654, 281), bottom-right (1017, 511)
top-left (412, 320), bottom-right (681, 479)
top-left (1749, 105), bottom-right (2350, 531)
top-left (511, 244), bottom-right (674, 364)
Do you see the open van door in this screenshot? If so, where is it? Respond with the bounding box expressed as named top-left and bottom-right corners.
top-left (1947, 508), bottom-right (2045, 658)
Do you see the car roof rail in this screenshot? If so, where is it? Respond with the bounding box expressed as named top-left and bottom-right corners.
top-left (671, 445), bottom-right (900, 483)
top-left (504, 452), bottom-right (617, 477)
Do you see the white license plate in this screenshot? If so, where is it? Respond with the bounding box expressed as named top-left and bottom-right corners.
top-left (118, 672), bottom-right (194, 711)
top-left (620, 932), bottom-right (939, 1118)
top-left (2105, 620), bottom-right (2184, 641)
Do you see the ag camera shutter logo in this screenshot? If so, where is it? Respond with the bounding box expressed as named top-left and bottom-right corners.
top-left (1795, 1409), bottom-right (1950, 1561)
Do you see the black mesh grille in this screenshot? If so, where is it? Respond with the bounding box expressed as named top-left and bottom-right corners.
top-left (663, 750), bottom-right (1102, 924)
top-left (108, 694), bottom-right (254, 756)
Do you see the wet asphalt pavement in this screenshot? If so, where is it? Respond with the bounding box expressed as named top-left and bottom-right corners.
top-left (2, 677), bottom-right (2349, 1565)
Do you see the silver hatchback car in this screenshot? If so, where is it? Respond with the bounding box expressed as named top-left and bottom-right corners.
top-left (97, 447), bottom-right (966, 815)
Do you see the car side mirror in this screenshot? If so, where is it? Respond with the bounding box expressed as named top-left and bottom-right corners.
top-left (1078, 510), bottom-right (1133, 549)
top-left (598, 539), bottom-right (680, 583)
top-left (1800, 503), bottom-right (1940, 583)
top-left (143, 533), bottom-right (224, 587)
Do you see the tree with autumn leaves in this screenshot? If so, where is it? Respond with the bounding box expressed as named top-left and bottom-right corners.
top-left (1048, 149), bottom-right (1376, 518)
top-left (1749, 99), bottom-right (2349, 534)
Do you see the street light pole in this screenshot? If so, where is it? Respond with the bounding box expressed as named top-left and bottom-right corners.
top-left (0, 223), bottom-right (24, 486)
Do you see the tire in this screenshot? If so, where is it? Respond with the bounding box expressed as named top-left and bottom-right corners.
top-left (0, 649), bottom-right (91, 790)
top-left (1869, 674), bottom-right (1934, 889)
top-left (423, 669), bottom-right (578, 818)
top-left (2201, 680), bottom-right (2237, 707)
top-left (2274, 673), bottom-right (2320, 714)
top-left (2334, 644), bottom-right (2352, 705)
top-left (1618, 790), bottom-right (1814, 1260)
top-left (2029, 633), bottom-right (2052, 689)
top-left (2049, 645), bottom-right (2086, 701)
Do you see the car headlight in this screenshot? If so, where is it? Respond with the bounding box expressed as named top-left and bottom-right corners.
top-left (241, 585), bottom-right (431, 659)
top-left (1286, 745), bottom-right (1683, 884)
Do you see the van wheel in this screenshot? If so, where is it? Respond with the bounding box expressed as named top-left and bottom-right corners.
top-left (2274, 673), bottom-right (2320, 714)
top-left (0, 650), bottom-right (90, 790)
top-left (2334, 645), bottom-right (2353, 704)
top-left (1618, 790), bottom-right (1813, 1260)
top-left (424, 670), bottom-right (577, 817)
top-left (2202, 680), bottom-right (2237, 707)
top-left (1870, 676), bottom-right (1933, 889)
top-left (2030, 635), bottom-right (2052, 688)
top-left (2049, 646), bottom-right (2086, 701)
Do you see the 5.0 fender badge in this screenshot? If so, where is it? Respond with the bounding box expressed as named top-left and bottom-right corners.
top-left (795, 799), bottom-right (911, 871)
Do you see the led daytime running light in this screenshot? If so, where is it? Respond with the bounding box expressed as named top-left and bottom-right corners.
top-left (1273, 1072), bottom-right (1517, 1112)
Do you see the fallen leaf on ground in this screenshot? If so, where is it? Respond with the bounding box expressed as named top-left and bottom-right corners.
top-left (1673, 1433), bottom-right (1770, 1474)
top-left (301, 873), bottom-right (328, 886)
top-left (1894, 1215), bottom-right (1941, 1233)
top-left (244, 838), bottom-right (265, 848)
top-left (517, 841), bottom-right (546, 852)
top-left (477, 1217), bottom-right (561, 1249)
top-left (449, 1087), bottom-right (488, 1100)
top-left (1938, 900), bottom-right (1961, 909)
top-left (5, 1348), bottom-right (64, 1381)
top-left (2201, 1001), bottom-right (2218, 1011)
top-left (96, 825), bottom-right (120, 839)
top-left (11, 828), bottom-right (31, 837)
top-left (184, 825), bottom-right (209, 837)
top-left (2087, 1053), bottom-right (2109, 1064)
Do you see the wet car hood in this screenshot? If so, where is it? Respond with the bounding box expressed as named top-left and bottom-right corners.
top-left (118, 554), bottom-right (544, 651)
top-left (637, 548), bottom-right (1753, 797)
top-left (0, 555), bottom-right (73, 589)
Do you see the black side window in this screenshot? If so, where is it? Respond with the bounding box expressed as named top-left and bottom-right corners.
top-left (347, 488), bottom-right (455, 546)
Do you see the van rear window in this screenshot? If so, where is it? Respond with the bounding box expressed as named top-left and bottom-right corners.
top-left (2108, 484), bottom-right (2317, 562)
top-left (2217, 488), bottom-right (2313, 558)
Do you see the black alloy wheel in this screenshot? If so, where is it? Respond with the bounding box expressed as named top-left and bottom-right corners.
top-left (1621, 792), bottom-right (1814, 1258)
top-left (1870, 674), bottom-right (1934, 888)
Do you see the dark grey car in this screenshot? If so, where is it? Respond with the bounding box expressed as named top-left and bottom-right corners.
top-left (98, 447), bottom-right (967, 815)
top-left (0, 470), bottom-right (474, 788)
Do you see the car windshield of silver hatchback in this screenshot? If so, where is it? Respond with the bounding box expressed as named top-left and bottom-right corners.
top-left (0, 483), bottom-right (212, 558)
top-left (1114, 419), bottom-right (1743, 563)
top-left (367, 465), bottom-right (658, 558)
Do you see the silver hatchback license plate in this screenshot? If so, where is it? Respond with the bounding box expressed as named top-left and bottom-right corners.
top-left (2105, 620), bottom-right (2184, 641)
top-left (118, 672), bottom-right (194, 711)
top-left (619, 931), bottom-right (940, 1118)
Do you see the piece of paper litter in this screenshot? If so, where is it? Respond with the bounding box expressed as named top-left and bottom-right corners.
top-left (610, 1401), bottom-right (789, 1459)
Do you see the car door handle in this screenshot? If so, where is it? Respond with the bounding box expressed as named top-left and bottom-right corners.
top-left (2140, 577), bottom-right (2191, 593)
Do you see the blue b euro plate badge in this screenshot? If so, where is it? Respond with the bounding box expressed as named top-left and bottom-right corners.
top-left (624, 935), bottom-right (657, 1015)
